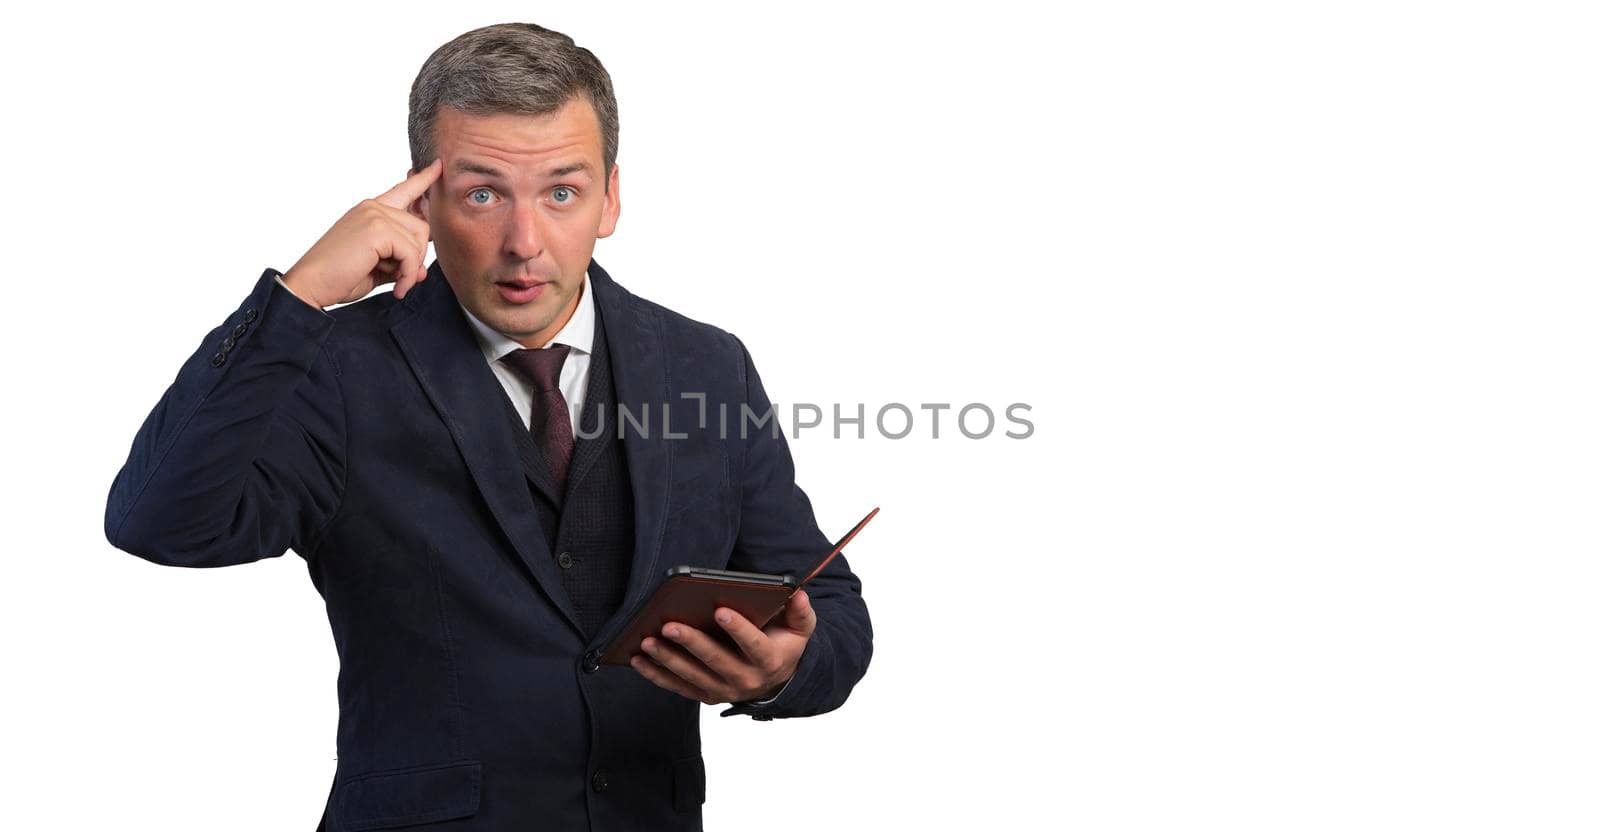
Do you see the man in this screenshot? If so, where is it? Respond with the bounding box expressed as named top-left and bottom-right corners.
top-left (104, 22), bottom-right (872, 831)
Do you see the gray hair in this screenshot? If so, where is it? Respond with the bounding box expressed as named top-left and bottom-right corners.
top-left (408, 23), bottom-right (619, 190)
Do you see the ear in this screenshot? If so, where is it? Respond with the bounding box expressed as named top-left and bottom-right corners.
top-left (597, 162), bottom-right (621, 239)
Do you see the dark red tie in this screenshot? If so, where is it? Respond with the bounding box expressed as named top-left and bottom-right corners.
top-left (501, 344), bottom-right (574, 496)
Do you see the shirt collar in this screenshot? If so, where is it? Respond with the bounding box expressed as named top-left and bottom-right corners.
top-left (457, 269), bottom-right (595, 363)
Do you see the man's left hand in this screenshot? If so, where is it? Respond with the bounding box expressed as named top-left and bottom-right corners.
top-left (631, 589), bottom-right (815, 704)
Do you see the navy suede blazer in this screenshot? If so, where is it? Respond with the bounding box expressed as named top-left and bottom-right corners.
top-left (104, 258), bottom-right (872, 831)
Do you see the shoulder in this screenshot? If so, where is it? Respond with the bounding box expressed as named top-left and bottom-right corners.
top-left (597, 265), bottom-right (763, 401)
top-left (312, 288), bottom-right (406, 361)
top-left (297, 288), bottom-right (404, 375)
top-left (632, 291), bottom-right (744, 356)
top-left (596, 264), bottom-right (747, 360)
top-left (324, 289), bottom-right (400, 331)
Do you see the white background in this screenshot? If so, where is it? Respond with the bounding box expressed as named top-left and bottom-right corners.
top-left (2, 1), bottom-right (1597, 829)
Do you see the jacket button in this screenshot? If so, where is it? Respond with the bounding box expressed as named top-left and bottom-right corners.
top-left (210, 352), bottom-right (226, 367)
top-left (222, 336), bottom-right (235, 352)
top-left (557, 551), bottom-right (574, 569)
top-left (581, 650), bottom-right (600, 674)
top-left (232, 323), bottom-right (248, 338)
top-left (591, 769), bottom-right (610, 793)
top-left (243, 308), bottom-right (258, 323)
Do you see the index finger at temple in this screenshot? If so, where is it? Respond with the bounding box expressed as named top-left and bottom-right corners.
top-left (374, 157), bottom-right (443, 209)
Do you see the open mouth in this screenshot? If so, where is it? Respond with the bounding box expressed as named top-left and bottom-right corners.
top-left (495, 280), bottom-right (548, 303)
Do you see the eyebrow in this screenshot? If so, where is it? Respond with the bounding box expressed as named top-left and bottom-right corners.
top-left (451, 160), bottom-right (594, 180)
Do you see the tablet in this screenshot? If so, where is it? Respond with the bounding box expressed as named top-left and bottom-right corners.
top-left (596, 507), bottom-right (878, 666)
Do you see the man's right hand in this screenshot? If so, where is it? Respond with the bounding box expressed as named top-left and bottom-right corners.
top-left (280, 157), bottom-right (443, 309)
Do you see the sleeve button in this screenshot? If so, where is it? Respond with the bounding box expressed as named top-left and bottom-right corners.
top-left (210, 352), bottom-right (226, 367)
top-left (243, 308), bottom-right (258, 323)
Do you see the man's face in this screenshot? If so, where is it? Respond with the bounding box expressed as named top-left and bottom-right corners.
top-left (410, 97), bottom-right (620, 348)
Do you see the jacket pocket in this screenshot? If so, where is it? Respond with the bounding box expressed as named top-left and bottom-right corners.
top-left (672, 754), bottom-right (706, 813)
top-left (334, 760), bottom-right (482, 831)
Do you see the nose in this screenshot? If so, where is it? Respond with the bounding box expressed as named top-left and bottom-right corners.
top-left (502, 197), bottom-right (545, 261)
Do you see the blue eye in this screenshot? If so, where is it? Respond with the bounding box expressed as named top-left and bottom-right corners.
top-left (551, 186), bottom-right (574, 204)
top-left (468, 188), bottom-right (493, 205)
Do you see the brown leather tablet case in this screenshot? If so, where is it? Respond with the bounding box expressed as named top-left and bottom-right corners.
top-left (597, 507), bottom-right (879, 666)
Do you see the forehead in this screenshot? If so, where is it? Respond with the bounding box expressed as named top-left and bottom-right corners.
top-left (434, 100), bottom-right (602, 178)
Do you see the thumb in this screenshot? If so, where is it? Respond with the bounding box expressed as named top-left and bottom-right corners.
top-left (784, 589), bottom-right (816, 635)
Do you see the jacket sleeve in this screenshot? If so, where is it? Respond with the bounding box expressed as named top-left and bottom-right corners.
top-left (104, 267), bottom-right (346, 567)
top-left (719, 338), bottom-right (873, 720)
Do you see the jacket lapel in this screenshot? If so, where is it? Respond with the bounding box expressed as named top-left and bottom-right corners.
top-left (562, 303), bottom-right (609, 500)
top-left (386, 260), bottom-right (584, 637)
top-left (586, 261), bottom-right (672, 646)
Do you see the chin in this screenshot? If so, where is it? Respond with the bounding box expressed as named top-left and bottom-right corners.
top-left (503, 309), bottom-right (553, 336)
